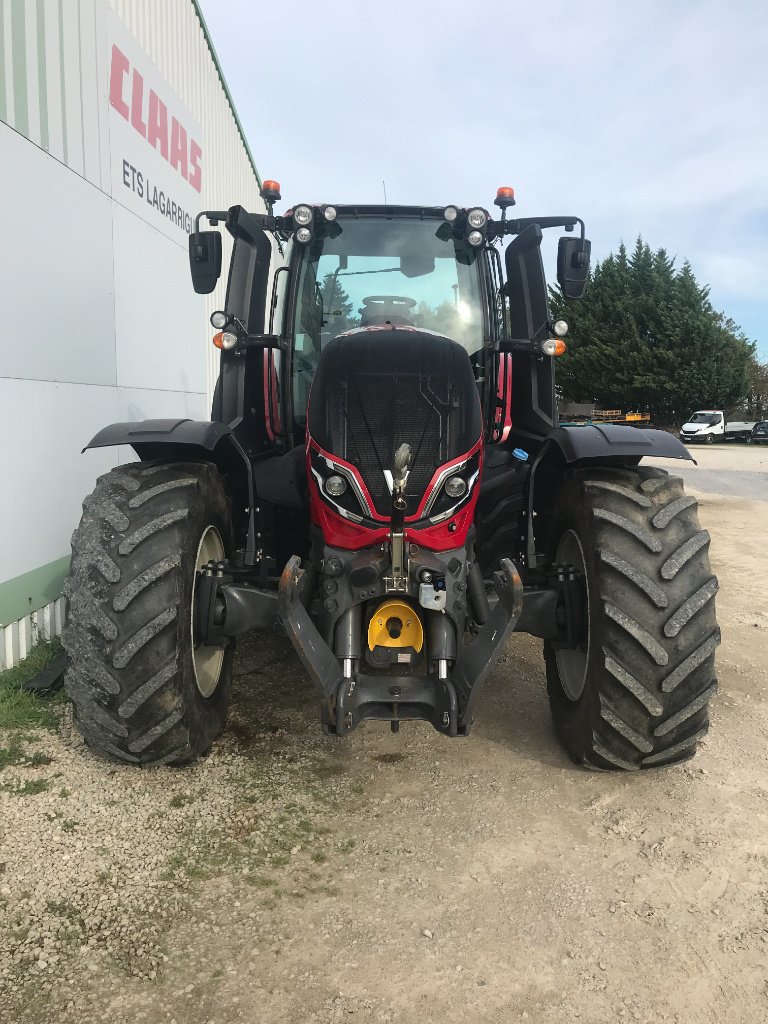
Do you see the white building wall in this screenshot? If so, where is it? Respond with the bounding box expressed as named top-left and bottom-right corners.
top-left (0, 0), bottom-right (263, 668)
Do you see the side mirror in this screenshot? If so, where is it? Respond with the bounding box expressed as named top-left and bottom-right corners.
top-left (188, 230), bottom-right (222, 294)
top-left (557, 236), bottom-right (592, 300)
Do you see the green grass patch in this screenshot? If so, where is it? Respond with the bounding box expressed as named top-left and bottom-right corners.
top-left (1, 778), bottom-right (49, 796)
top-left (0, 638), bottom-right (66, 731)
top-left (0, 740), bottom-right (25, 770)
top-left (0, 744), bottom-right (55, 771)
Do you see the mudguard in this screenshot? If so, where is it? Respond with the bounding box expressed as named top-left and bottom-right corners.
top-left (83, 418), bottom-right (233, 456)
top-left (549, 423), bottom-right (694, 463)
top-left (523, 423), bottom-right (694, 569)
top-left (83, 418), bottom-right (257, 562)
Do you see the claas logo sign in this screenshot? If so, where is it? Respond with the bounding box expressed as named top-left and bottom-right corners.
top-left (109, 44), bottom-right (202, 193)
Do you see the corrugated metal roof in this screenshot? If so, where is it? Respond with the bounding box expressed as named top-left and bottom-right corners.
top-left (189, 0), bottom-right (261, 187)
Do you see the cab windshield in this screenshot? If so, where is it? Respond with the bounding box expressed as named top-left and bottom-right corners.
top-left (688, 412), bottom-right (721, 425)
top-left (291, 216), bottom-right (485, 430)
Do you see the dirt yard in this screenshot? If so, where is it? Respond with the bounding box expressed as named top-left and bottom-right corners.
top-left (1, 448), bottom-right (767, 1024)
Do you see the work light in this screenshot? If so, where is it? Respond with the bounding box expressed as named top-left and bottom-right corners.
top-left (553, 319), bottom-right (569, 337)
top-left (293, 204), bottom-right (313, 226)
top-left (467, 230), bottom-right (484, 247)
top-left (467, 208), bottom-right (487, 229)
top-left (210, 311), bottom-right (228, 329)
top-left (443, 205), bottom-right (459, 222)
top-left (322, 205), bottom-right (337, 221)
top-left (295, 226), bottom-right (313, 244)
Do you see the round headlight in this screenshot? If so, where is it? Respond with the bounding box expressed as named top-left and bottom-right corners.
top-left (210, 310), bottom-right (228, 329)
top-left (322, 205), bottom-right (337, 221)
top-left (443, 205), bottom-right (458, 222)
top-left (445, 476), bottom-right (467, 499)
top-left (541, 338), bottom-right (568, 357)
top-left (295, 226), bottom-right (312, 244)
top-left (324, 475), bottom-right (347, 497)
top-left (293, 204), bottom-right (313, 226)
top-left (553, 319), bottom-right (569, 337)
top-left (467, 230), bottom-right (484, 247)
top-left (221, 331), bottom-right (238, 350)
top-left (467, 208), bottom-right (487, 229)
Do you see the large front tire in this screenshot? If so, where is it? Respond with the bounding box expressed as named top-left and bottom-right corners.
top-left (63, 462), bottom-right (233, 766)
top-left (545, 467), bottom-right (720, 770)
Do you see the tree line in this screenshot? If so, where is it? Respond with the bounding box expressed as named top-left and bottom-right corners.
top-left (550, 238), bottom-right (766, 425)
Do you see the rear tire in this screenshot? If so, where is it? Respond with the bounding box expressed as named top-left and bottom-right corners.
top-left (63, 462), bottom-right (234, 766)
top-left (544, 467), bottom-right (720, 770)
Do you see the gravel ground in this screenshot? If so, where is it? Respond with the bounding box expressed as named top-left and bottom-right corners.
top-left (1, 466), bottom-right (767, 1024)
top-left (654, 444), bottom-right (768, 500)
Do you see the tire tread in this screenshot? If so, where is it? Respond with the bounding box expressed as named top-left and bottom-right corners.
top-left (63, 462), bottom-right (231, 766)
top-left (546, 467), bottom-right (719, 770)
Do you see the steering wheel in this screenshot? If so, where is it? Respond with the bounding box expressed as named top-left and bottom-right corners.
top-left (362, 295), bottom-right (417, 310)
top-left (360, 295), bottom-right (418, 326)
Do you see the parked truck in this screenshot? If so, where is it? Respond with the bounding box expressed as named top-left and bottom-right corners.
top-left (679, 410), bottom-right (757, 445)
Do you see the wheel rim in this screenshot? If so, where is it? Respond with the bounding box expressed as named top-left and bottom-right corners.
top-left (192, 525), bottom-right (225, 698)
top-left (554, 529), bottom-right (590, 701)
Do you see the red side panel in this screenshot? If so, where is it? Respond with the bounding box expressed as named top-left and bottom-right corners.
top-left (309, 495), bottom-right (390, 549)
top-left (307, 437), bottom-right (483, 552)
top-left (263, 350), bottom-right (281, 442)
top-left (494, 353), bottom-right (513, 443)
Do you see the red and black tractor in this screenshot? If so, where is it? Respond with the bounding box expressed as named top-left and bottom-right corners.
top-left (63, 184), bottom-right (719, 771)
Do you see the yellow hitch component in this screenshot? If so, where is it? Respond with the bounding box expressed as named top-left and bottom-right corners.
top-left (367, 600), bottom-right (424, 652)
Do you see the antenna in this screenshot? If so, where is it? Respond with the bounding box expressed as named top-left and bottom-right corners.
top-left (383, 179), bottom-right (388, 204)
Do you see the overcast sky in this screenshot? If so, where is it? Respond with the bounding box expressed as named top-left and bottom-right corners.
top-left (199, 0), bottom-right (767, 359)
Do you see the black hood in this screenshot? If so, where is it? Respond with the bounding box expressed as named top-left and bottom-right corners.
top-left (307, 328), bottom-right (482, 516)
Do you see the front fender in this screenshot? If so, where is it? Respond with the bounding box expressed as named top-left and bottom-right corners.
top-left (549, 423), bottom-right (694, 463)
top-left (83, 418), bottom-right (233, 456)
top-left (83, 418), bottom-right (257, 562)
top-left (523, 423), bottom-right (693, 569)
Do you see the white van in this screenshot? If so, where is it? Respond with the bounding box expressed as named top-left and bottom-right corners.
top-left (679, 411), bottom-right (756, 444)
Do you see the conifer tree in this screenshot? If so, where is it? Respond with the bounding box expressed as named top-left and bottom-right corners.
top-left (551, 237), bottom-right (754, 424)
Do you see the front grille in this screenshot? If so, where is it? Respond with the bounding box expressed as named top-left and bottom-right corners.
top-left (307, 329), bottom-right (483, 520)
top-left (328, 370), bottom-right (452, 514)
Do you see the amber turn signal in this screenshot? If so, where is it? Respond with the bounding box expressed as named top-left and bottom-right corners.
top-left (541, 338), bottom-right (567, 357)
top-left (212, 331), bottom-right (224, 349)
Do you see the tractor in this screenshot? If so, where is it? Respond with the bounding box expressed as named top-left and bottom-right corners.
top-left (63, 183), bottom-right (719, 770)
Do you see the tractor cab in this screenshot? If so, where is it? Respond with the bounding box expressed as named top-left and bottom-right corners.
top-left (191, 191), bottom-right (591, 463)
